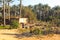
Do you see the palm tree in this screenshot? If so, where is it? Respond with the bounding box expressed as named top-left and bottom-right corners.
top-left (52, 6), bottom-right (60, 17)
top-left (33, 3), bottom-right (43, 20)
top-left (42, 4), bottom-right (50, 21)
top-left (38, 3), bottom-right (43, 20)
top-left (12, 5), bottom-right (17, 17)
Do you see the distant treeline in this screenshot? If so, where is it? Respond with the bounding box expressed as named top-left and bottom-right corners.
top-left (0, 2), bottom-right (60, 26)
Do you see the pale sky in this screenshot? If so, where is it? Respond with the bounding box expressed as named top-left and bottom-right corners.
top-left (11, 0), bottom-right (60, 8)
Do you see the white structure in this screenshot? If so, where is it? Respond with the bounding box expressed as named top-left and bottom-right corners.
top-left (19, 18), bottom-right (28, 24)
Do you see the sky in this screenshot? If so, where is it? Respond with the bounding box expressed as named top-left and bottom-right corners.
top-left (11, 0), bottom-right (60, 8)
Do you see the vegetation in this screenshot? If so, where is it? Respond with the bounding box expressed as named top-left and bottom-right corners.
top-left (0, 0), bottom-right (60, 36)
top-left (0, 25), bottom-right (10, 29)
top-left (10, 20), bottom-right (19, 29)
top-left (32, 28), bottom-right (43, 35)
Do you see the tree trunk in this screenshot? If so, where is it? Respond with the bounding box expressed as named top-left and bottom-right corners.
top-left (8, 2), bottom-right (10, 21)
top-left (20, 0), bottom-right (22, 18)
top-left (3, 0), bottom-right (6, 26)
top-left (15, 7), bottom-right (16, 17)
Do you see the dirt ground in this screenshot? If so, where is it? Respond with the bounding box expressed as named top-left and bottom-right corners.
top-left (0, 29), bottom-right (60, 40)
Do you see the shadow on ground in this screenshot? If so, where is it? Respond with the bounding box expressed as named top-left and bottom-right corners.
top-left (2, 32), bottom-right (33, 39)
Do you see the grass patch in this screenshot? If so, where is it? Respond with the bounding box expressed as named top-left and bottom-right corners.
top-left (0, 25), bottom-right (10, 29)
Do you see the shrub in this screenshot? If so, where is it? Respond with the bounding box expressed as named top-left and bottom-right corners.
top-left (46, 27), bottom-right (52, 34)
top-left (10, 20), bottom-right (19, 29)
top-left (32, 28), bottom-right (43, 35)
top-left (52, 19), bottom-right (60, 27)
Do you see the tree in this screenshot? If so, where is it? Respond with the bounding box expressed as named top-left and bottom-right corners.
top-left (28, 5), bottom-right (33, 9)
top-left (2, 0), bottom-right (6, 26)
top-left (21, 7), bottom-right (37, 23)
top-left (6, 0), bottom-right (13, 20)
top-left (18, 0), bottom-right (22, 18)
top-left (11, 5), bottom-right (17, 17)
top-left (33, 3), bottom-right (43, 20)
top-left (20, 0), bottom-right (22, 18)
top-left (38, 3), bottom-right (43, 20)
top-left (42, 4), bottom-right (50, 21)
top-left (32, 4), bottom-right (51, 21)
top-left (52, 6), bottom-right (60, 19)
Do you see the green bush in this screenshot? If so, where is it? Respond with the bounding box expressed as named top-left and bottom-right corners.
top-left (32, 28), bottom-right (43, 35)
top-left (46, 27), bottom-right (52, 34)
top-left (52, 19), bottom-right (60, 27)
top-left (10, 20), bottom-right (19, 29)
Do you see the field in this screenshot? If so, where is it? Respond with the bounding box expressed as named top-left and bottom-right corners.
top-left (0, 29), bottom-right (60, 40)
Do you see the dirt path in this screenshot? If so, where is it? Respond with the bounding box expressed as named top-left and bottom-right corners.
top-left (0, 29), bottom-right (18, 40)
top-left (0, 29), bottom-right (60, 40)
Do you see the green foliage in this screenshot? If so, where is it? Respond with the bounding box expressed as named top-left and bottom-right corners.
top-left (10, 20), bottom-right (19, 29)
top-left (0, 25), bottom-right (10, 29)
top-left (52, 19), bottom-right (60, 27)
top-left (32, 28), bottom-right (43, 35)
top-left (45, 27), bottom-right (52, 34)
top-left (21, 7), bottom-right (37, 23)
top-left (0, 26), bottom-right (5, 29)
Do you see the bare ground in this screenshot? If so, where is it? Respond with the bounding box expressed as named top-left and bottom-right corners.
top-left (0, 29), bottom-right (60, 40)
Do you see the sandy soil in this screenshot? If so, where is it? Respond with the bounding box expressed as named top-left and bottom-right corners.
top-left (0, 29), bottom-right (60, 40)
top-left (0, 29), bottom-right (18, 40)
top-left (19, 34), bottom-right (60, 40)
